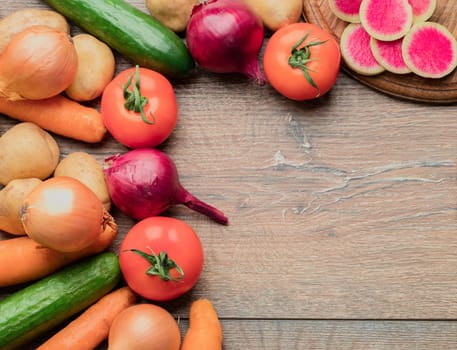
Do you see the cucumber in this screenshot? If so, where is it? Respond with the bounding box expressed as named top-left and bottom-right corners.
top-left (0, 252), bottom-right (121, 350)
top-left (44, 0), bottom-right (195, 77)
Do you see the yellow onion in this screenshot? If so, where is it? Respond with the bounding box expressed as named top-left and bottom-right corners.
top-left (109, 304), bottom-right (181, 350)
top-left (0, 25), bottom-right (78, 101)
top-left (21, 176), bottom-right (106, 253)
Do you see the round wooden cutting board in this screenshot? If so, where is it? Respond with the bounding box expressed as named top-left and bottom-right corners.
top-left (303, 0), bottom-right (457, 103)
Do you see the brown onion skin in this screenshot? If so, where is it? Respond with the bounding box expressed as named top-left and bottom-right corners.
top-left (0, 25), bottom-right (78, 101)
top-left (21, 176), bottom-right (104, 253)
top-left (108, 304), bottom-right (181, 350)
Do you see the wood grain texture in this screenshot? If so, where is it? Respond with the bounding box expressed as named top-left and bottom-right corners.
top-left (303, 0), bottom-right (457, 103)
top-left (27, 320), bottom-right (457, 350)
top-left (1, 0), bottom-right (457, 349)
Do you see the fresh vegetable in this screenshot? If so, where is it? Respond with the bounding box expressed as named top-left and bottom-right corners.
top-left (241, 0), bottom-right (303, 32)
top-left (119, 216), bottom-right (204, 301)
top-left (0, 94), bottom-right (106, 143)
top-left (0, 178), bottom-right (42, 235)
top-left (360, 0), bottom-right (413, 41)
top-left (146, 0), bottom-right (199, 33)
top-left (328, 0), bottom-right (363, 23)
top-left (101, 66), bottom-right (178, 149)
top-left (65, 34), bottom-right (115, 102)
top-left (0, 221), bottom-right (117, 287)
top-left (0, 26), bottom-right (78, 101)
top-left (0, 252), bottom-right (121, 350)
top-left (408, 0), bottom-right (436, 23)
top-left (402, 21), bottom-right (457, 78)
top-left (0, 122), bottom-right (60, 186)
top-left (104, 148), bottom-right (228, 225)
top-left (340, 23), bottom-right (385, 75)
top-left (37, 287), bottom-right (137, 350)
top-left (181, 299), bottom-right (223, 350)
top-left (108, 303), bottom-right (181, 350)
top-left (370, 37), bottom-right (411, 74)
top-left (44, 0), bottom-right (194, 77)
top-left (186, 0), bottom-right (266, 84)
top-left (21, 176), bottom-right (108, 253)
top-left (54, 151), bottom-right (111, 212)
top-left (0, 8), bottom-right (69, 54)
top-left (263, 22), bottom-right (341, 100)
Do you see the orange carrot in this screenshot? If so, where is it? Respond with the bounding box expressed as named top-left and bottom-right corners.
top-left (0, 94), bottom-right (106, 143)
top-left (181, 299), bottom-right (223, 350)
top-left (37, 287), bottom-right (137, 350)
top-left (0, 218), bottom-right (117, 287)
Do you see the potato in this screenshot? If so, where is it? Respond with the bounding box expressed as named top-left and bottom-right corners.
top-left (242, 0), bottom-right (303, 32)
top-left (0, 8), bottom-right (69, 54)
top-left (65, 34), bottom-right (116, 102)
top-left (0, 178), bottom-right (42, 235)
top-left (146, 0), bottom-right (199, 33)
top-left (54, 151), bottom-right (111, 211)
top-left (0, 122), bottom-right (60, 186)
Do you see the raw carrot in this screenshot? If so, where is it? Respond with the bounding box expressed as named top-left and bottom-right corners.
top-left (37, 287), bottom-right (137, 350)
top-left (181, 298), bottom-right (223, 350)
top-left (0, 94), bottom-right (106, 143)
top-left (0, 218), bottom-right (117, 287)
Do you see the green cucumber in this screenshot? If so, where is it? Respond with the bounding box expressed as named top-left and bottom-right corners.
top-left (0, 252), bottom-right (121, 350)
top-left (44, 0), bottom-right (195, 77)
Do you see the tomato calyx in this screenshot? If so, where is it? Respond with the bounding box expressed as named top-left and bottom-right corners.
top-left (127, 248), bottom-right (184, 282)
top-left (122, 65), bottom-right (155, 125)
top-left (288, 32), bottom-right (328, 96)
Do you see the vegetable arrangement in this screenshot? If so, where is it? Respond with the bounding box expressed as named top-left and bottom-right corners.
top-left (5, 0), bottom-right (450, 347)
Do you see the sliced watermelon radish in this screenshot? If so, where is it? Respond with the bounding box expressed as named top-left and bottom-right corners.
top-left (328, 0), bottom-right (363, 23)
top-left (402, 21), bottom-right (457, 78)
top-left (340, 23), bottom-right (385, 75)
top-left (370, 37), bottom-right (412, 74)
top-left (408, 0), bottom-right (436, 23)
top-left (360, 0), bottom-right (413, 41)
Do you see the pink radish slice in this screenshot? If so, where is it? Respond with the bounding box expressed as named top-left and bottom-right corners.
top-left (328, 0), bottom-right (363, 23)
top-left (402, 21), bottom-right (457, 78)
top-left (370, 37), bottom-right (412, 74)
top-left (408, 0), bottom-right (436, 23)
top-left (360, 0), bottom-right (413, 41)
top-left (340, 23), bottom-right (385, 76)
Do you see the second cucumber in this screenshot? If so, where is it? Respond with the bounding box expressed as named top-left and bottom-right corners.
top-left (44, 0), bottom-right (195, 77)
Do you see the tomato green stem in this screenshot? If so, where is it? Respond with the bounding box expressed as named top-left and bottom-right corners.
top-left (122, 65), bottom-right (155, 125)
top-left (127, 248), bottom-right (184, 282)
top-left (288, 32), bottom-right (328, 97)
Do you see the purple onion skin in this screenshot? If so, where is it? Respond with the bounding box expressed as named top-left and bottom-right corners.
top-left (104, 148), bottom-right (228, 225)
top-left (186, 0), bottom-right (265, 84)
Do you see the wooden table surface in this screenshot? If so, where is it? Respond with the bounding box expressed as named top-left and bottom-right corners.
top-left (1, 1), bottom-right (457, 349)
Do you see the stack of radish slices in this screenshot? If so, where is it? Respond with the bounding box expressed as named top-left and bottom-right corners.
top-left (330, 0), bottom-right (457, 78)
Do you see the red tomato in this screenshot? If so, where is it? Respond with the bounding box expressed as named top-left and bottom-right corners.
top-left (119, 216), bottom-right (204, 301)
top-left (263, 23), bottom-right (341, 101)
top-left (101, 66), bottom-right (178, 148)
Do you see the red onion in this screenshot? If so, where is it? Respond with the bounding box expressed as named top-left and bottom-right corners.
top-left (186, 0), bottom-right (266, 84)
top-left (104, 148), bottom-right (228, 225)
